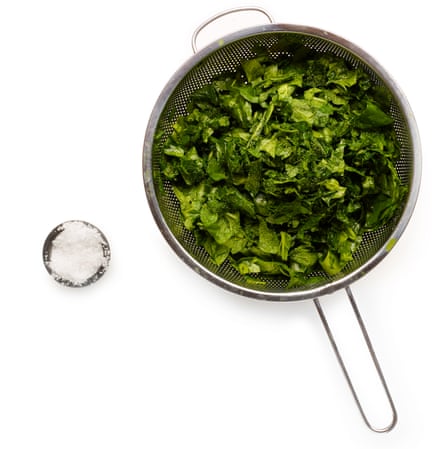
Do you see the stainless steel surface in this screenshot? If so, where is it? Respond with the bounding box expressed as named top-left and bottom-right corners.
top-left (142, 12), bottom-right (421, 433)
top-left (191, 6), bottom-right (275, 53)
top-left (143, 24), bottom-right (421, 302)
top-left (314, 288), bottom-right (398, 433)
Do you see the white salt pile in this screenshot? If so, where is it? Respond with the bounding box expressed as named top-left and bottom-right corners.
top-left (46, 220), bottom-right (110, 287)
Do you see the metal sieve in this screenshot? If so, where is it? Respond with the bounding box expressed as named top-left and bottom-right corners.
top-left (143, 7), bottom-right (421, 433)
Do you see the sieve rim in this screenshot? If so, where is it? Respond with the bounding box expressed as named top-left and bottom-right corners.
top-left (142, 23), bottom-right (422, 301)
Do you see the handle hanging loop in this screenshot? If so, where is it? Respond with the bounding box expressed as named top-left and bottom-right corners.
top-left (191, 6), bottom-right (274, 53)
top-left (313, 287), bottom-right (398, 433)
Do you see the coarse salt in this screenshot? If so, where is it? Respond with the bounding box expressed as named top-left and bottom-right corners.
top-left (47, 221), bottom-right (110, 286)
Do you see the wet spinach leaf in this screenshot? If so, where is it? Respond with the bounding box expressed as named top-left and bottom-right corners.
top-left (158, 50), bottom-right (406, 286)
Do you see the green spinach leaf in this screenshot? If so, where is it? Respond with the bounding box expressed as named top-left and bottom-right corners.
top-left (158, 49), bottom-right (406, 286)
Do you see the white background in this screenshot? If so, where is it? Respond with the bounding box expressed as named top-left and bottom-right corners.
top-left (0, 0), bottom-right (441, 448)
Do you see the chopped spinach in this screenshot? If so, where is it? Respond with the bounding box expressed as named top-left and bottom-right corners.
top-left (157, 50), bottom-right (406, 286)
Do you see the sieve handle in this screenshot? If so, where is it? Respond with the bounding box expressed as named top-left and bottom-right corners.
top-left (313, 287), bottom-right (398, 433)
top-left (191, 6), bottom-right (275, 53)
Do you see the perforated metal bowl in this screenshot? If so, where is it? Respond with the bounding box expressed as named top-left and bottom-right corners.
top-left (143, 22), bottom-right (421, 302)
top-left (142, 10), bottom-right (421, 432)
